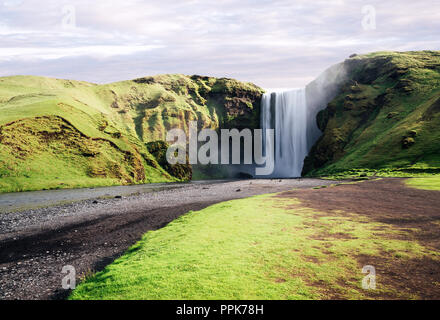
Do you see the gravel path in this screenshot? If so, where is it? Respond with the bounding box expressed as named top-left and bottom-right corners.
top-left (0, 181), bottom-right (203, 214)
top-left (0, 178), bottom-right (337, 300)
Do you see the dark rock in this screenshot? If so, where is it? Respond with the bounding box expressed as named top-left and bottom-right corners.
top-left (316, 109), bottom-right (330, 131)
top-left (387, 112), bottom-right (399, 119)
top-left (146, 140), bottom-right (192, 181)
top-left (407, 130), bottom-right (418, 137)
top-left (402, 137), bottom-right (415, 149)
top-left (236, 172), bottom-right (254, 179)
top-left (422, 97), bottom-right (440, 121)
top-left (133, 77), bottom-right (156, 84)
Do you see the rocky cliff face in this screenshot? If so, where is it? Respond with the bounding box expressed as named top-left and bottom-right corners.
top-left (111, 74), bottom-right (264, 142)
top-left (303, 51), bottom-right (440, 176)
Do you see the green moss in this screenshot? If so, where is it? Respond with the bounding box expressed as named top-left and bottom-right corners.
top-left (0, 116), bottom-right (174, 192)
top-left (304, 51), bottom-right (440, 177)
top-left (146, 140), bottom-right (192, 181)
top-left (0, 74), bottom-right (263, 192)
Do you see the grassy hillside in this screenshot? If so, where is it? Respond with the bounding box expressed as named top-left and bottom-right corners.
top-left (303, 51), bottom-right (440, 178)
top-left (0, 75), bottom-right (263, 193)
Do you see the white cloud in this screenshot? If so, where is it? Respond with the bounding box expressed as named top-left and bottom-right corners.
top-left (0, 0), bottom-right (439, 87)
top-left (0, 45), bottom-right (163, 60)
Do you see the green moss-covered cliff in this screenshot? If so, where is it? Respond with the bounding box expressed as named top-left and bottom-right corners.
top-left (0, 74), bottom-right (263, 192)
top-left (303, 51), bottom-right (440, 176)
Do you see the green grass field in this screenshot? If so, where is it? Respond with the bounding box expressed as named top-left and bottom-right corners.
top-left (70, 189), bottom-right (438, 300)
top-left (406, 175), bottom-right (440, 190)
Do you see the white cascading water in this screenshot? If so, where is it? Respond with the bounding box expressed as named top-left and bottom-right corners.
top-left (261, 89), bottom-right (308, 178)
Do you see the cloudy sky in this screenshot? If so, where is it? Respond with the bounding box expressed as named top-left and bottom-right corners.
top-left (0, 0), bottom-right (439, 88)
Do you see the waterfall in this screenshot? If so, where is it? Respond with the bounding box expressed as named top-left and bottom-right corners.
top-left (260, 88), bottom-right (308, 178)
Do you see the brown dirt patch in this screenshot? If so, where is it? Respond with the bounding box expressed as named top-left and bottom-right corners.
top-left (357, 254), bottom-right (440, 300)
top-left (275, 178), bottom-right (440, 299)
top-left (277, 178), bottom-right (440, 249)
